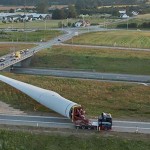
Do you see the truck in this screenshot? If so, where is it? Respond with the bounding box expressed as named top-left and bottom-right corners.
top-left (0, 75), bottom-right (112, 131)
top-left (71, 105), bottom-right (112, 130)
top-left (15, 51), bottom-right (21, 59)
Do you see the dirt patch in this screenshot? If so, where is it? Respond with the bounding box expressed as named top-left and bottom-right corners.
top-left (0, 101), bottom-right (25, 115)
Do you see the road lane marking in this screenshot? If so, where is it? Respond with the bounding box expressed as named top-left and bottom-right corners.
top-left (113, 120), bottom-right (150, 125)
top-left (113, 126), bottom-right (150, 130)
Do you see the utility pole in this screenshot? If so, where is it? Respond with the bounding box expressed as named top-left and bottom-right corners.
top-left (127, 19), bottom-right (128, 30)
top-left (44, 19), bottom-right (47, 41)
top-left (24, 0), bottom-right (27, 41)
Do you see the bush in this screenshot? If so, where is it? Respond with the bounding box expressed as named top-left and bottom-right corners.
top-left (139, 22), bottom-right (150, 28)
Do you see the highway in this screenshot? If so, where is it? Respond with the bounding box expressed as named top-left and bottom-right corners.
top-left (0, 30), bottom-right (74, 70)
top-left (0, 27), bottom-right (108, 70)
top-left (12, 68), bottom-right (150, 84)
top-left (0, 114), bottom-right (150, 134)
top-left (62, 43), bottom-right (150, 52)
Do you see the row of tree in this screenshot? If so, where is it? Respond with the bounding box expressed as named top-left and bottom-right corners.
top-left (117, 22), bottom-right (150, 28)
top-left (0, 0), bottom-right (147, 6)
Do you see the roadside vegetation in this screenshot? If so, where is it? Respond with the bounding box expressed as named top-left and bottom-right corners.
top-left (30, 45), bottom-right (150, 75)
top-left (0, 30), bottom-right (62, 42)
top-left (0, 43), bottom-right (36, 56)
top-left (109, 14), bottom-right (150, 29)
top-left (0, 73), bottom-right (150, 119)
top-left (65, 30), bottom-right (150, 49)
top-left (0, 20), bottom-right (63, 29)
top-left (0, 129), bottom-right (150, 150)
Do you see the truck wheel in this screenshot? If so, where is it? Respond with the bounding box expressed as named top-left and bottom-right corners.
top-left (82, 126), bottom-right (85, 129)
top-left (88, 126), bottom-right (91, 130)
top-left (76, 126), bottom-right (79, 129)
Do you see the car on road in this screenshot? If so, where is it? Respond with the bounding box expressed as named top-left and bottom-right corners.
top-left (0, 58), bottom-right (5, 62)
top-left (58, 38), bottom-right (61, 41)
top-left (0, 63), bottom-right (5, 66)
top-left (20, 50), bottom-right (24, 54)
top-left (11, 58), bottom-right (17, 61)
top-left (24, 49), bottom-right (29, 53)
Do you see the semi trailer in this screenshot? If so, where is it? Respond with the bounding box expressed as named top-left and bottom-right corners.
top-left (0, 75), bottom-right (112, 131)
top-left (72, 105), bottom-right (112, 130)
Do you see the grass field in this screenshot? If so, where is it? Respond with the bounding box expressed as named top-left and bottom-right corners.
top-left (0, 20), bottom-right (63, 29)
top-left (65, 30), bottom-right (150, 49)
top-left (0, 30), bottom-right (62, 42)
top-left (30, 45), bottom-right (150, 75)
top-left (0, 17), bottom-right (105, 29)
top-left (0, 73), bottom-right (150, 119)
top-left (0, 129), bottom-right (150, 150)
top-left (0, 43), bottom-right (36, 56)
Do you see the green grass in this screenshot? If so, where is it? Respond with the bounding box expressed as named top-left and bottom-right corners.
top-left (0, 73), bottom-right (150, 119)
top-left (65, 30), bottom-right (150, 49)
top-left (0, 20), bottom-right (64, 29)
top-left (30, 45), bottom-right (150, 75)
top-left (0, 43), bottom-right (36, 56)
top-left (0, 18), bottom-right (106, 29)
top-left (0, 129), bottom-right (150, 150)
top-left (0, 30), bottom-right (62, 42)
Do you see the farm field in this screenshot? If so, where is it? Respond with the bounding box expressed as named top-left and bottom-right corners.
top-left (0, 73), bottom-right (150, 119)
top-left (0, 20), bottom-right (63, 29)
top-left (0, 17), bottom-right (105, 29)
top-left (0, 43), bottom-right (36, 56)
top-left (65, 30), bottom-right (150, 49)
top-left (0, 30), bottom-right (62, 42)
top-left (30, 45), bottom-right (150, 75)
top-left (0, 129), bottom-right (150, 150)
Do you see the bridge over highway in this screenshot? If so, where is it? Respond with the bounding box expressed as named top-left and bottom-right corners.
top-left (0, 27), bottom-right (119, 71)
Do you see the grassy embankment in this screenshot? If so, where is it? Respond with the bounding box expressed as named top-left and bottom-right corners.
top-left (0, 44), bottom-right (36, 56)
top-left (0, 30), bottom-right (62, 42)
top-left (110, 14), bottom-right (150, 29)
top-left (65, 30), bottom-right (150, 49)
top-left (0, 73), bottom-right (150, 119)
top-left (0, 129), bottom-right (150, 150)
top-left (30, 45), bottom-right (150, 75)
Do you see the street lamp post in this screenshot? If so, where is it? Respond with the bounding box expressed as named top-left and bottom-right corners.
top-left (44, 19), bottom-right (47, 41)
top-left (127, 19), bottom-right (128, 30)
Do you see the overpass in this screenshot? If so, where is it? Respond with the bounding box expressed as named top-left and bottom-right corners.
top-left (0, 50), bottom-right (33, 71)
top-left (0, 29), bottom-right (78, 71)
top-left (0, 27), bottom-right (114, 71)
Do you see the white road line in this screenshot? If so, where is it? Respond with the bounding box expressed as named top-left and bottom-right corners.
top-left (113, 126), bottom-right (150, 130)
top-left (113, 120), bottom-right (150, 124)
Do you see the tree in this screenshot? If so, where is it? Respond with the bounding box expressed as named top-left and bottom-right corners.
top-left (52, 9), bottom-right (66, 19)
top-left (36, 0), bottom-right (49, 13)
top-left (67, 5), bottom-right (77, 18)
top-left (9, 8), bottom-right (15, 13)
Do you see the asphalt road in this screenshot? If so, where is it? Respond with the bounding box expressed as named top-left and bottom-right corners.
top-left (0, 30), bottom-right (74, 70)
top-left (0, 114), bottom-right (150, 134)
top-left (12, 68), bottom-right (150, 84)
top-left (62, 43), bottom-right (150, 52)
top-left (0, 27), bottom-right (129, 71)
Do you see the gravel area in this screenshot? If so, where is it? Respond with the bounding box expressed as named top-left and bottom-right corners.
top-left (0, 101), bottom-right (25, 115)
